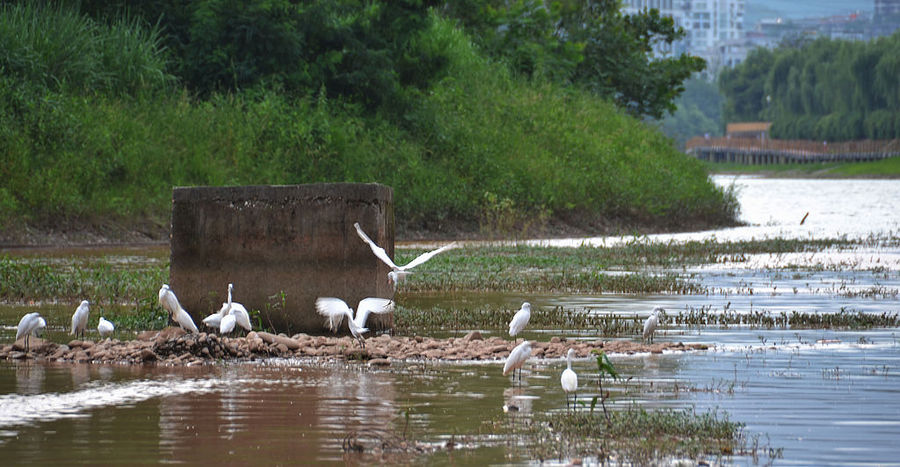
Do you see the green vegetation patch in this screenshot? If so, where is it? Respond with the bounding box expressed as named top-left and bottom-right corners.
top-left (502, 407), bottom-right (768, 465)
top-left (706, 157), bottom-right (900, 178)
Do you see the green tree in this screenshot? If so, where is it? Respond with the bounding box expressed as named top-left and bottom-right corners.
top-left (445, 0), bottom-right (705, 119)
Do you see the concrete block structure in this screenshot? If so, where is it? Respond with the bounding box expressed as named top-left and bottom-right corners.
top-left (168, 183), bottom-right (394, 335)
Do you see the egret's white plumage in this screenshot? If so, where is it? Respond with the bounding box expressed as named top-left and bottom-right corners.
top-left (643, 306), bottom-right (663, 343)
top-left (70, 300), bottom-right (90, 338)
top-left (97, 317), bottom-right (114, 337)
top-left (561, 348), bottom-right (579, 412)
top-left (503, 340), bottom-right (533, 378)
top-left (354, 222), bottom-right (457, 291)
top-left (158, 284), bottom-right (198, 333)
top-left (219, 313), bottom-right (236, 334)
top-left (203, 303), bottom-right (229, 329)
top-left (16, 312), bottom-right (45, 351)
top-left (315, 297), bottom-right (395, 348)
top-left (508, 302), bottom-right (532, 341)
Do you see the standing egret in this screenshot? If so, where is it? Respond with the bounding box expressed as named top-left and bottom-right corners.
top-left (503, 340), bottom-right (533, 381)
top-left (508, 302), bottom-right (532, 344)
top-left (354, 222), bottom-right (457, 293)
top-left (97, 317), bottom-right (115, 338)
top-left (16, 312), bottom-right (46, 351)
top-left (643, 306), bottom-right (664, 343)
top-left (219, 313), bottom-right (237, 334)
top-left (158, 284), bottom-right (198, 333)
top-left (315, 297), bottom-right (395, 349)
top-left (561, 348), bottom-right (579, 412)
top-left (70, 300), bottom-right (90, 339)
top-left (227, 283), bottom-right (252, 331)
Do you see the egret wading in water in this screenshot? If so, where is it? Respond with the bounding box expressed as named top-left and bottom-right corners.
top-left (70, 300), bottom-right (90, 339)
top-left (16, 312), bottom-right (46, 351)
top-left (508, 302), bottom-right (532, 345)
top-left (97, 317), bottom-right (115, 338)
top-left (353, 222), bottom-right (457, 295)
top-left (643, 306), bottom-right (664, 343)
top-left (561, 348), bottom-right (579, 412)
top-left (158, 284), bottom-right (198, 333)
top-left (503, 340), bottom-right (533, 382)
top-left (315, 297), bottom-right (395, 349)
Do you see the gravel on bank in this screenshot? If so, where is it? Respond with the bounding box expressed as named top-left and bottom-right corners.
top-left (2, 327), bottom-right (708, 366)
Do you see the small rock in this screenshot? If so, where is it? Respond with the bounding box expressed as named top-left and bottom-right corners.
top-left (68, 340), bottom-right (84, 349)
top-left (140, 349), bottom-right (158, 361)
top-left (368, 358), bottom-right (391, 367)
top-left (463, 331), bottom-right (483, 341)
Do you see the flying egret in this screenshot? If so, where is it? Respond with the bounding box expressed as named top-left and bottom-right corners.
top-left (219, 313), bottom-right (237, 334)
top-left (203, 303), bottom-right (229, 330)
top-left (561, 348), bottom-right (579, 412)
top-left (315, 297), bottom-right (395, 348)
top-left (643, 306), bottom-right (664, 343)
top-left (16, 312), bottom-right (46, 351)
top-left (158, 284), bottom-right (198, 333)
top-left (227, 283), bottom-right (252, 331)
top-left (503, 340), bottom-right (532, 381)
top-left (97, 317), bottom-right (115, 338)
top-left (70, 300), bottom-right (90, 339)
top-left (353, 222), bottom-right (457, 293)
top-left (508, 302), bottom-right (532, 344)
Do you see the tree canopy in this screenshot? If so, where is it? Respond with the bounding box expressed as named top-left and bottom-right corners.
top-left (68, 0), bottom-right (703, 120)
top-left (445, 0), bottom-right (706, 119)
top-left (719, 31), bottom-right (900, 141)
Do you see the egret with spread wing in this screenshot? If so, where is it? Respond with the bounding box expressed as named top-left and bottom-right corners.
top-left (354, 222), bottom-right (457, 293)
top-left (315, 297), bottom-right (395, 348)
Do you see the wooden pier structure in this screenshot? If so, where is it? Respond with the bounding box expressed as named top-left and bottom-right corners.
top-left (686, 137), bottom-right (900, 165)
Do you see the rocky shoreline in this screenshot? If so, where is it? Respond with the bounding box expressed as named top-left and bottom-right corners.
top-left (2, 327), bottom-right (709, 366)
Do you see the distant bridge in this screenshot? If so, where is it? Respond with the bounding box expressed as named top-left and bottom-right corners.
top-left (685, 137), bottom-right (900, 164)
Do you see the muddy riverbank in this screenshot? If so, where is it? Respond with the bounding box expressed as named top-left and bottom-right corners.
top-left (2, 327), bottom-right (707, 365)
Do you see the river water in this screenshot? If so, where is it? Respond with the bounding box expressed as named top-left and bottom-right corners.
top-left (1, 176), bottom-right (899, 464)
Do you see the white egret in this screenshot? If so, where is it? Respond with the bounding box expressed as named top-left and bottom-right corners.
top-left (16, 312), bottom-right (46, 351)
top-left (227, 283), bottom-right (252, 331)
top-left (503, 340), bottom-right (532, 381)
top-left (97, 317), bottom-right (114, 337)
top-left (643, 306), bottom-right (663, 343)
top-left (508, 302), bottom-right (532, 344)
top-left (203, 303), bottom-right (229, 330)
top-left (70, 300), bottom-right (90, 338)
top-left (158, 284), bottom-right (198, 333)
top-left (219, 313), bottom-right (236, 334)
top-left (561, 348), bottom-right (579, 412)
top-left (315, 297), bottom-right (395, 348)
top-left (353, 222), bottom-right (457, 293)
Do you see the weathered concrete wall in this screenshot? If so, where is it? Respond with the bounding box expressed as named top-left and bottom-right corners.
top-left (169, 183), bottom-right (394, 335)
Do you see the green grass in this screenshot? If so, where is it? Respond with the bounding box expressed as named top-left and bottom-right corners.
top-left (704, 156), bottom-right (900, 177)
top-left (397, 237), bottom-right (857, 293)
top-left (0, 6), bottom-right (737, 236)
top-left (510, 407), bottom-right (766, 464)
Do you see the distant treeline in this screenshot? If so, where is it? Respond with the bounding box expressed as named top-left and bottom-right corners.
top-left (720, 31), bottom-right (900, 141)
top-left (0, 1), bottom-right (736, 235)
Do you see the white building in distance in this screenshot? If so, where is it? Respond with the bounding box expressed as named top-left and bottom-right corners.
top-left (621, 0), bottom-right (747, 78)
